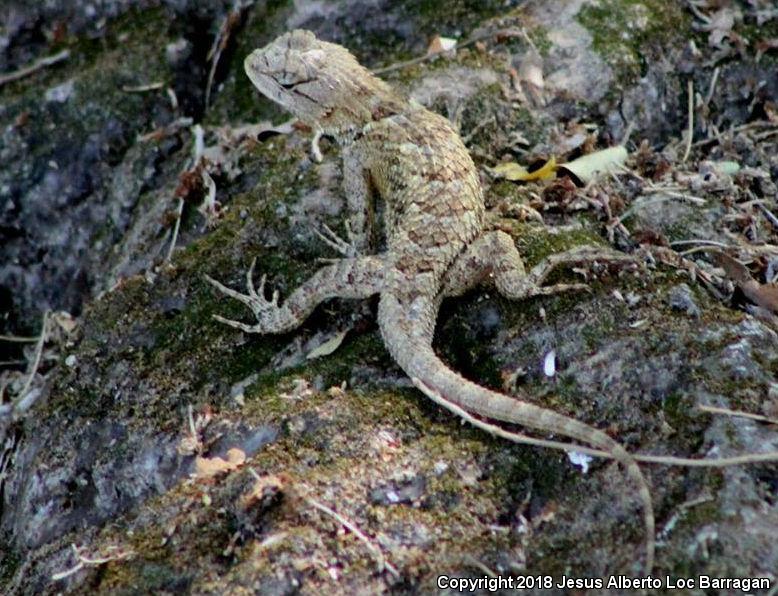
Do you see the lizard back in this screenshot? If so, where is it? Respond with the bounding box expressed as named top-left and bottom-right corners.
top-left (362, 108), bottom-right (485, 300)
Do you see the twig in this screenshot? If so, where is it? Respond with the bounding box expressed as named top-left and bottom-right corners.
top-left (122, 81), bottom-right (164, 93)
top-left (372, 28), bottom-right (526, 76)
top-left (669, 239), bottom-right (731, 248)
top-left (691, 120), bottom-right (776, 148)
top-left (137, 116), bottom-right (193, 143)
top-left (411, 377), bottom-right (778, 467)
top-left (0, 49), bottom-right (70, 87)
top-left (678, 246), bottom-right (726, 257)
top-left (205, 1), bottom-right (251, 108)
top-left (192, 123), bottom-right (205, 161)
top-left (687, 1), bottom-right (712, 24)
top-left (636, 451), bottom-right (778, 467)
top-left (165, 198), bottom-right (185, 262)
top-left (652, 190), bottom-right (706, 204)
top-left (621, 120), bottom-right (636, 146)
top-left (310, 130), bottom-right (324, 163)
top-left (756, 202), bottom-right (778, 231)
top-left (166, 124), bottom-right (205, 262)
top-left (304, 495), bottom-right (400, 578)
top-left (699, 404), bottom-right (778, 426)
top-left (462, 115), bottom-right (495, 144)
top-left (657, 494), bottom-right (713, 542)
top-left (464, 556), bottom-right (499, 578)
top-left (0, 334), bottom-right (39, 343)
top-left (754, 128), bottom-right (778, 141)
top-left (52, 544), bottom-right (134, 581)
top-left (704, 66), bottom-right (720, 106)
top-left (17, 311), bottom-right (49, 403)
top-left (682, 79), bottom-right (694, 163)
top-left (166, 87), bottom-right (179, 111)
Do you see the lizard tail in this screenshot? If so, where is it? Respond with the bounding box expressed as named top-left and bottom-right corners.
top-left (378, 293), bottom-right (655, 574)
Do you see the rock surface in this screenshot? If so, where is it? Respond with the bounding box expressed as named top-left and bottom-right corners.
top-left (1, 0), bottom-right (778, 594)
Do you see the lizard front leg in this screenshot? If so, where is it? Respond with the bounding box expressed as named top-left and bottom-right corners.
top-left (339, 142), bottom-right (374, 256)
top-left (442, 231), bottom-right (631, 299)
top-left (311, 143), bottom-right (373, 258)
top-left (206, 256), bottom-right (384, 334)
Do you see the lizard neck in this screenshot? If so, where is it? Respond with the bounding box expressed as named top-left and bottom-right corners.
top-left (315, 86), bottom-right (407, 141)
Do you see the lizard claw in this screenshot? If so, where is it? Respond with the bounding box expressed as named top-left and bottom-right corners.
top-left (313, 222), bottom-right (360, 258)
top-left (205, 259), bottom-right (288, 334)
top-left (211, 313), bottom-right (266, 334)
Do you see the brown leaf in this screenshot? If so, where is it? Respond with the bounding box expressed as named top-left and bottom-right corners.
top-left (175, 163), bottom-right (204, 201)
top-left (631, 229), bottom-right (670, 247)
top-left (427, 35), bottom-right (457, 55)
top-left (240, 474), bottom-right (286, 510)
top-left (714, 251), bottom-right (778, 313)
top-left (714, 251), bottom-right (752, 285)
top-left (194, 448), bottom-right (246, 479)
top-left (541, 176), bottom-right (578, 206)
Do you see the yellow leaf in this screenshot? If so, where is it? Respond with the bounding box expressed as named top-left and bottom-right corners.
top-left (491, 156), bottom-right (557, 182)
top-left (491, 162), bottom-right (529, 181)
top-left (525, 156), bottom-right (557, 181)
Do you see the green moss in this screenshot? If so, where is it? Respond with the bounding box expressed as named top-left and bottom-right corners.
top-left (509, 221), bottom-right (604, 266)
top-left (1, 7), bottom-right (171, 101)
top-left (663, 390), bottom-right (695, 430)
top-left (527, 25), bottom-right (553, 57)
top-left (0, 546), bottom-right (20, 586)
top-left (737, 11), bottom-right (778, 55)
top-left (578, 0), bottom-right (690, 85)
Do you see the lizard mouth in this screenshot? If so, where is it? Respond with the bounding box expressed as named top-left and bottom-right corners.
top-left (243, 52), bottom-right (272, 90)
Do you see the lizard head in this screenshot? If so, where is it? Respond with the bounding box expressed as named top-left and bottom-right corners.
top-left (244, 30), bottom-right (400, 135)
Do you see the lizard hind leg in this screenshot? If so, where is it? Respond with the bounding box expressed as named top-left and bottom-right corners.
top-left (442, 231), bottom-right (632, 300)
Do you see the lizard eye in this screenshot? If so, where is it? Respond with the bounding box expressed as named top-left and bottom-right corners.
top-left (279, 79), bottom-right (314, 91)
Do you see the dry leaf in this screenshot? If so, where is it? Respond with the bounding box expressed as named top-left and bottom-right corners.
top-left (517, 49), bottom-right (545, 106)
top-left (241, 474), bottom-right (286, 509)
top-left (715, 251), bottom-right (778, 313)
top-left (491, 156), bottom-right (557, 182)
top-left (492, 162), bottom-right (529, 180)
top-left (306, 329), bottom-right (348, 360)
top-left (710, 160), bottom-right (741, 176)
top-left (195, 447), bottom-right (246, 479)
top-left (427, 35), bottom-right (457, 54)
top-left (756, 38), bottom-right (778, 61)
top-left (559, 146), bottom-right (628, 185)
top-left (51, 311), bottom-right (77, 334)
top-left (519, 51), bottom-right (544, 90)
top-left (703, 8), bottom-right (737, 47)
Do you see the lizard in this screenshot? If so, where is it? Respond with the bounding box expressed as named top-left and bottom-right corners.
top-left (205, 29), bottom-right (655, 573)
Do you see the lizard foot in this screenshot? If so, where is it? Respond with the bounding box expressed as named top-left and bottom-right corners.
top-left (205, 258), bottom-right (286, 333)
top-left (525, 245), bottom-right (635, 287)
top-left (498, 245), bottom-right (634, 300)
top-left (313, 222), bottom-right (361, 258)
